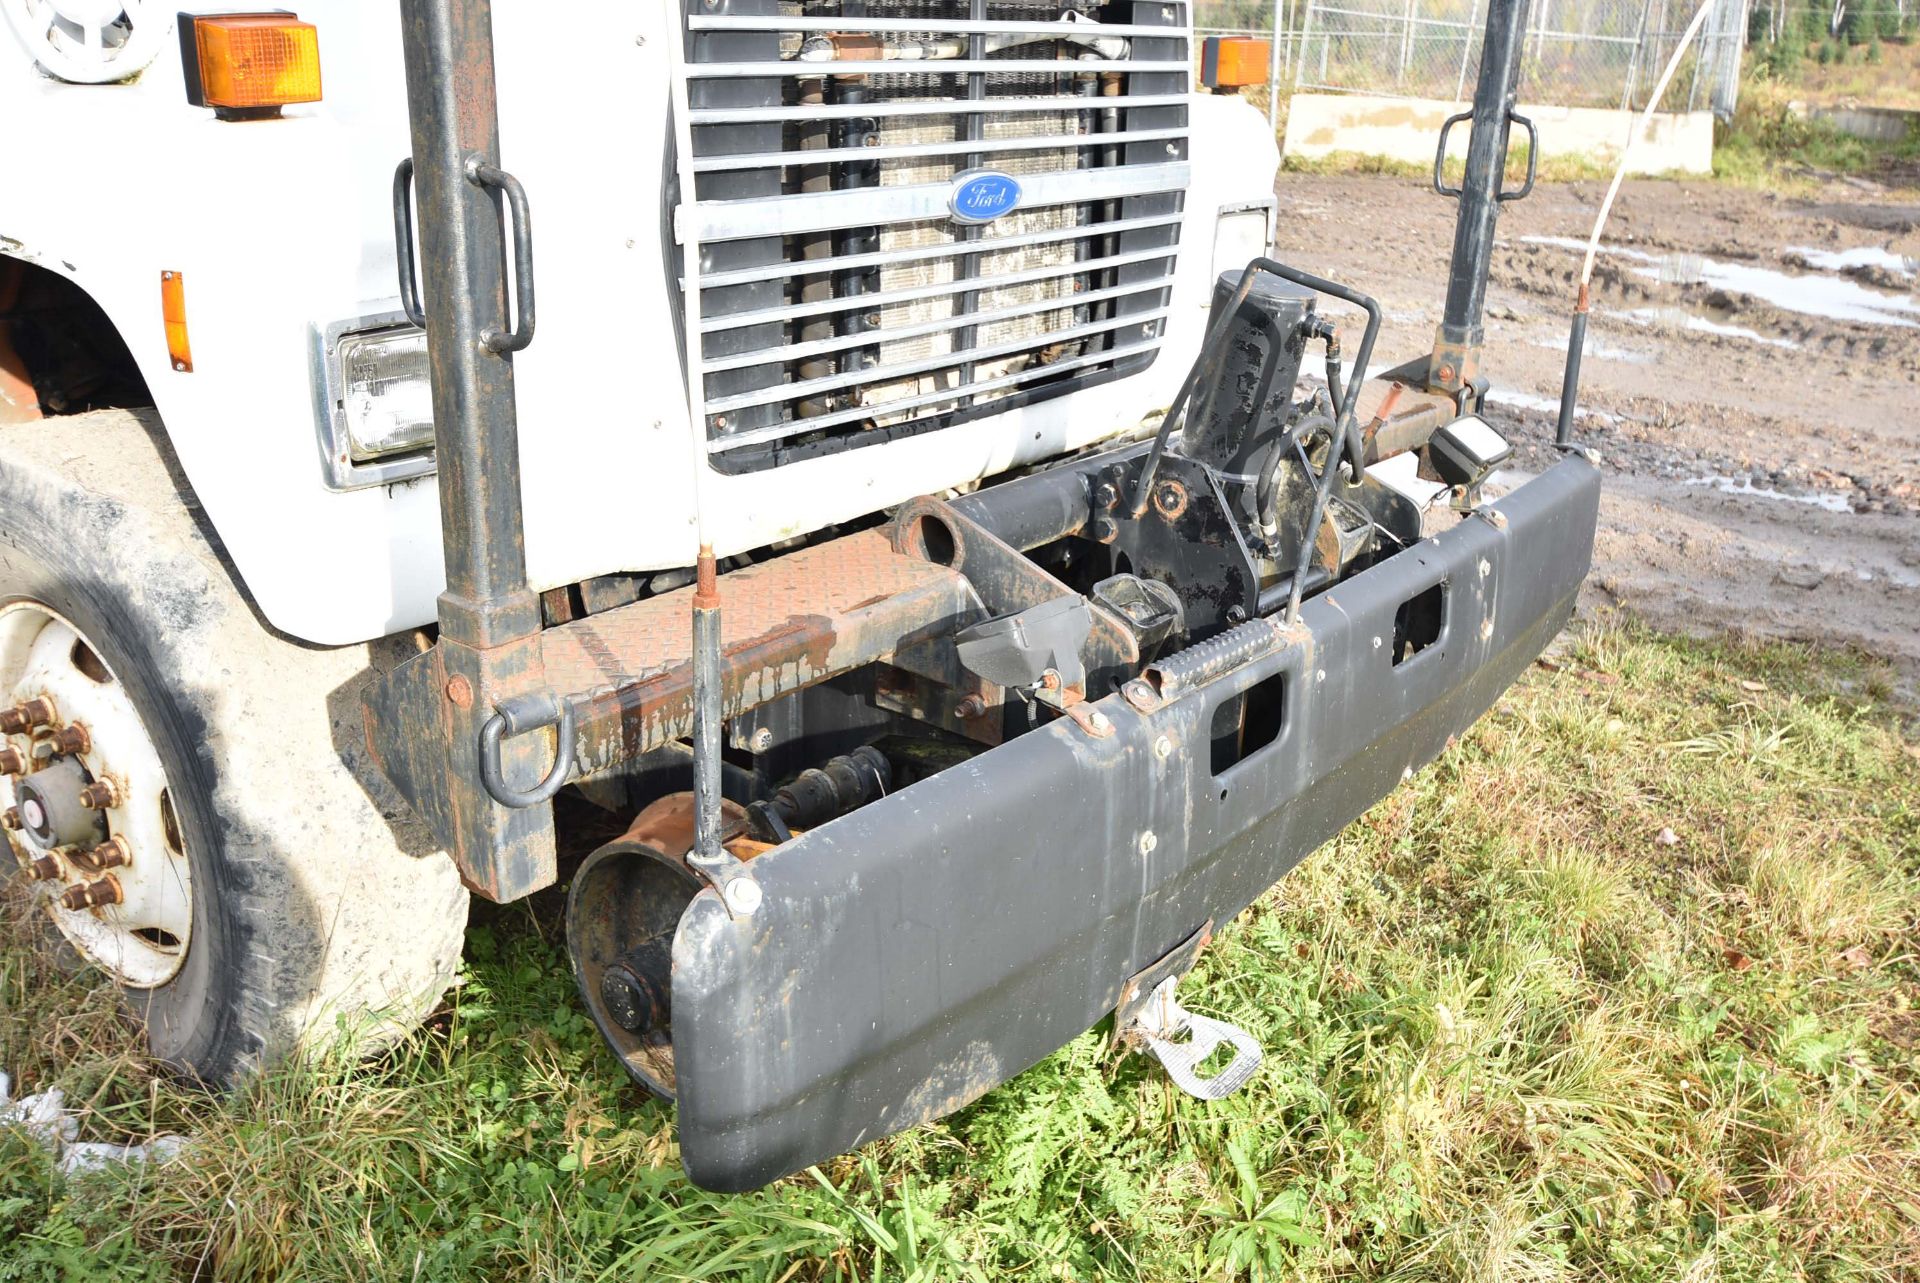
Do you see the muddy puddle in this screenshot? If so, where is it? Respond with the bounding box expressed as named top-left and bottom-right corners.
top-left (1521, 233), bottom-right (1920, 330)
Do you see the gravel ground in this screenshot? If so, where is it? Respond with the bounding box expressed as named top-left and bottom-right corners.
top-left (1272, 174), bottom-right (1920, 697)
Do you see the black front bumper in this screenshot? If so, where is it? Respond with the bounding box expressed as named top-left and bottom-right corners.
top-left (670, 457), bottom-right (1601, 1191)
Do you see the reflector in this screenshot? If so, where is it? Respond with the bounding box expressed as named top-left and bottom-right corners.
top-left (160, 271), bottom-right (192, 374)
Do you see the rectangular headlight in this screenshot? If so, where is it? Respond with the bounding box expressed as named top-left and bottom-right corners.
top-left (338, 327), bottom-right (434, 461)
top-left (1211, 199), bottom-right (1275, 283)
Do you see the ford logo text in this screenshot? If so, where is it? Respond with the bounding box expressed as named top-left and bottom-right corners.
top-left (947, 170), bottom-right (1022, 225)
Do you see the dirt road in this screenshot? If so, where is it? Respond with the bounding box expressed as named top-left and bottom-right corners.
top-left (1272, 174), bottom-right (1920, 694)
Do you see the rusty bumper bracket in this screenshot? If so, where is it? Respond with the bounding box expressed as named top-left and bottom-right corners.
top-left (367, 529), bottom-right (983, 900)
top-left (669, 456), bottom-right (1599, 1191)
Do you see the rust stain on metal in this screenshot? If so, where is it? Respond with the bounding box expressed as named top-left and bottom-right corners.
top-left (543, 530), bottom-right (973, 775)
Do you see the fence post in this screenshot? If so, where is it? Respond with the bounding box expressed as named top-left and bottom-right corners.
top-left (1454, 0), bottom-right (1482, 101)
top-left (1269, 0), bottom-right (1285, 132)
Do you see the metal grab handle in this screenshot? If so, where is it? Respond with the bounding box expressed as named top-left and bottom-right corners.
top-left (1500, 111), bottom-right (1538, 202)
top-left (391, 158), bottom-right (427, 327)
top-left (465, 156), bottom-right (537, 354)
top-left (477, 691), bottom-right (574, 808)
top-left (1433, 108), bottom-right (1538, 203)
top-left (1432, 111), bottom-right (1473, 198)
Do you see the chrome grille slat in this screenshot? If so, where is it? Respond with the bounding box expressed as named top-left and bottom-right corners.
top-left (693, 126), bottom-right (1186, 173)
top-left (688, 92), bottom-right (1187, 124)
top-left (699, 244), bottom-right (1177, 334)
top-left (690, 210), bottom-right (1180, 288)
top-left (686, 58), bottom-right (1191, 77)
top-left (687, 15), bottom-right (1183, 36)
top-left (706, 308), bottom-right (1169, 415)
top-left (683, 161), bottom-right (1189, 242)
top-left (677, 0), bottom-right (1188, 465)
top-left (702, 278), bottom-right (1159, 372)
top-left (710, 338), bottom-right (1164, 451)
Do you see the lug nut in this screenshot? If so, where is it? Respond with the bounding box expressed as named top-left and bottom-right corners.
top-left (0, 746), bottom-right (23, 775)
top-left (1, 806), bottom-right (20, 831)
top-left (59, 874), bottom-right (123, 911)
top-left (51, 724), bottom-right (90, 756)
top-left (27, 853), bottom-right (62, 882)
top-left (0, 698), bottom-right (54, 734)
top-left (74, 835), bottom-right (131, 873)
top-left (77, 780), bottom-right (119, 810)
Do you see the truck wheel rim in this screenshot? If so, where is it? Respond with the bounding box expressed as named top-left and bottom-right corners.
top-left (0, 600), bottom-right (193, 988)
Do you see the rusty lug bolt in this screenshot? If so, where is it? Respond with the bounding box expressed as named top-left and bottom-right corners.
top-left (0, 746), bottom-right (23, 775)
top-left (28, 853), bottom-right (62, 882)
top-left (81, 835), bottom-right (132, 871)
top-left (0, 698), bottom-right (54, 734)
top-left (1, 806), bottom-right (20, 831)
top-left (52, 724), bottom-right (90, 756)
top-left (955, 695), bottom-right (988, 720)
top-left (77, 780), bottom-right (119, 810)
top-left (60, 875), bottom-right (123, 912)
top-left (1122, 679), bottom-right (1159, 713)
top-left (1039, 669), bottom-right (1062, 692)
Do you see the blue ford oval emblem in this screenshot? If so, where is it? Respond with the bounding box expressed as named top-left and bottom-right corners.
top-left (947, 169), bottom-right (1023, 225)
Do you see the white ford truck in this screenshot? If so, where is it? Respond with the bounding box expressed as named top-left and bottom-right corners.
top-left (0, 0), bottom-right (1593, 1191)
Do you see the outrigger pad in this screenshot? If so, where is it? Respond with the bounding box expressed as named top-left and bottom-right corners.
top-left (671, 459), bottom-right (1600, 1192)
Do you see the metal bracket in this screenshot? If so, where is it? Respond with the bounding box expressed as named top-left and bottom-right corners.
top-left (1114, 919), bottom-right (1262, 1099)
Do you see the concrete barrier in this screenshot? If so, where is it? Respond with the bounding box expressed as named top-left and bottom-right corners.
top-left (1282, 92), bottom-right (1715, 176)
top-left (1799, 102), bottom-right (1918, 144)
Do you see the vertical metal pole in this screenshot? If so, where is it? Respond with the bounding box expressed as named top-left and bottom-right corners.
top-left (1427, 0), bottom-right (1533, 396)
top-left (398, 0), bottom-right (540, 651)
top-left (1268, 0), bottom-right (1285, 132)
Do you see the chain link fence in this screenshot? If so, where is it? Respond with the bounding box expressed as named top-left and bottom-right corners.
top-left (1193, 0), bottom-right (1749, 117)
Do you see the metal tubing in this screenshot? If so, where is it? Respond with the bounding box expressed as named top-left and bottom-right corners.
top-left (1430, 0), bottom-right (1532, 396)
top-left (398, 0), bottom-right (540, 649)
top-left (951, 464), bottom-right (1096, 551)
top-left (691, 551), bottom-right (725, 864)
top-left (1555, 282), bottom-right (1589, 448)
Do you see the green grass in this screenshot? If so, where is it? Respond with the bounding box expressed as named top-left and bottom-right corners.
top-left (2, 620), bottom-right (1917, 1280)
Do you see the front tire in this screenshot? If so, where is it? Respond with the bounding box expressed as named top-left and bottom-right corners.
top-left (0, 409), bottom-right (467, 1083)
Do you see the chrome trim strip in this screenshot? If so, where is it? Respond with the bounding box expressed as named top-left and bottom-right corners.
top-left (687, 15), bottom-right (1186, 36)
top-left (680, 161), bottom-right (1190, 242)
top-left (686, 58), bottom-right (1192, 78)
top-left (698, 243), bottom-right (1178, 334)
top-left (700, 279), bottom-right (1165, 373)
top-left (704, 308), bottom-right (1171, 414)
top-left (688, 92), bottom-right (1189, 124)
top-left (709, 338), bottom-right (1164, 450)
top-left (689, 211), bottom-right (1182, 289)
top-left (692, 126), bottom-right (1185, 174)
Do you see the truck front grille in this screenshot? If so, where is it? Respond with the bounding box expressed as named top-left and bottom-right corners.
top-left (678, 0), bottom-right (1190, 470)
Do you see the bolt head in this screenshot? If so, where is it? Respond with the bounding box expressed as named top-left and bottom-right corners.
top-left (52, 725), bottom-right (89, 756)
top-left (749, 727), bottom-right (775, 753)
top-left (28, 854), bottom-right (61, 882)
top-left (1123, 679), bottom-right (1158, 712)
top-left (722, 876), bottom-right (763, 916)
top-left (446, 675), bottom-right (474, 708)
top-left (0, 746), bottom-right (22, 775)
top-left (1087, 710), bottom-right (1111, 733)
top-left (1479, 617), bottom-right (1495, 641)
top-left (1, 806), bottom-right (19, 831)
top-left (955, 695), bottom-right (988, 720)
top-left (1154, 735), bottom-right (1173, 760)
top-left (1138, 830), bottom-right (1158, 855)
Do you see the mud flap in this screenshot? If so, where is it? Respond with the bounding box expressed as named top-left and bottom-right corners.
top-left (671, 458), bottom-right (1601, 1192)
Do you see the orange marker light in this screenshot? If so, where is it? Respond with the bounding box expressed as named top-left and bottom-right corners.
top-left (186, 14), bottom-right (321, 111)
top-left (1199, 37), bottom-right (1272, 90)
top-left (160, 271), bottom-right (193, 374)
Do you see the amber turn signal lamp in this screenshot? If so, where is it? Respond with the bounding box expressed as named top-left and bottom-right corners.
top-left (178, 12), bottom-right (321, 115)
top-left (1199, 36), bottom-right (1272, 90)
top-left (160, 271), bottom-right (192, 374)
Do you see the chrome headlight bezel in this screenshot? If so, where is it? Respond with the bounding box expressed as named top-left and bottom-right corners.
top-left (310, 309), bottom-right (437, 492)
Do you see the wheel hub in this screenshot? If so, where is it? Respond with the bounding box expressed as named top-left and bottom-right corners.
top-left (0, 601), bottom-right (192, 988)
